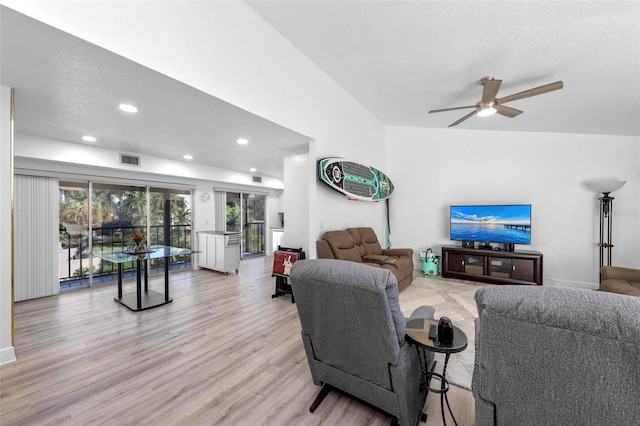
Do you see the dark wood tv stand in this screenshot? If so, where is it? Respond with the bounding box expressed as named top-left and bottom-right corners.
top-left (441, 245), bottom-right (543, 286)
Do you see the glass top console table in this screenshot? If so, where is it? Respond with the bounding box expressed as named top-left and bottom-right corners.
top-left (93, 245), bottom-right (198, 311)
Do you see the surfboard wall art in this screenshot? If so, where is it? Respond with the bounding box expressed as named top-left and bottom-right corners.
top-left (317, 158), bottom-right (394, 201)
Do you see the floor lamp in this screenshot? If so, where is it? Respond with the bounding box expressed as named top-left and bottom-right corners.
top-left (587, 180), bottom-right (626, 268)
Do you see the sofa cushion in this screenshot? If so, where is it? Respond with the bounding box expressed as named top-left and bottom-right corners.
top-left (354, 227), bottom-right (384, 255)
top-left (363, 254), bottom-right (390, 263)
top-left (347, 228), bottom-right (367, 257)
top-left (321, 230), bottom-right (363, 263)
top-left (318, 227), bottom-right (414, 292)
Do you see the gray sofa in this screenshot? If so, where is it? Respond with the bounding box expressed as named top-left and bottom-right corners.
top-left (290, 259), bottom-right (435, 426)
top-left (473, 285), bottom-right (640, 425)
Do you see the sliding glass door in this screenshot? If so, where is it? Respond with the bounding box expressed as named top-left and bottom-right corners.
top-left (59, 182), bottom-right (91, 286)
top-left (149, 187), bottom-right (192, 269)
top-left (58, 181), bottom-right (192, 290)
top-left (224, 191), bottom-right (265, 257)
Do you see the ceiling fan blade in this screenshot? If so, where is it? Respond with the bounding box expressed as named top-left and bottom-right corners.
top-left (448, 110), bottom-right (478, 127)
top-left (496, 81), bottom-right (564, 105)
top-left (495, 104), bottom-right (523, 118)
top-left (429, 105), bottom-right (476, 114)
top-left (481, 79), bottom-right (502, 103)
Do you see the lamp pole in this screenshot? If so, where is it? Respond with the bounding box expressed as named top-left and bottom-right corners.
top-left (598, 191), bottom-right (615, 268)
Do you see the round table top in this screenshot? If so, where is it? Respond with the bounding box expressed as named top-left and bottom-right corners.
top-left (406, 318), bottom-right (468, 354)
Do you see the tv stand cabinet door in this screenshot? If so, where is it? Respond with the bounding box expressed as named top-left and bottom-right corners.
top-left (447, 252), bottom-right (466, 273)
top-left (512, 258), bottom-right (535, 282)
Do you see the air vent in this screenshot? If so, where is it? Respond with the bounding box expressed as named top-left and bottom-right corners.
top-left (252, 176), bottom-right (262, 183)
top-left (120, 153), bottom-right (140, 166)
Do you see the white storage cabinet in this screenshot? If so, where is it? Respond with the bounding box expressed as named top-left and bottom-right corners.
top-left (197, 231), bottom-right (240, 274)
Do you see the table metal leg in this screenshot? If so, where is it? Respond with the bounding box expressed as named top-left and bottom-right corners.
top-left (144, 259), bottom-right (149, 292)
top-left (415, 346), bottom-right (439, 423)
top-left (117, 264), bottom-right (123, 299)
top-left (164, 257), bottom-right (170, 302)
top-left (441, 353), bottom-right (458, 426)
top-left (136, 259), bottom-right (142, 310)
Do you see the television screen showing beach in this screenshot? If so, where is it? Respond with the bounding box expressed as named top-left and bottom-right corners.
top-left (450, 205), bottom-right (531, 244)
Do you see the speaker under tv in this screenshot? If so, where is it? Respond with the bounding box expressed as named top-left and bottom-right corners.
top-left (461, 240), bottom-right (475, 248)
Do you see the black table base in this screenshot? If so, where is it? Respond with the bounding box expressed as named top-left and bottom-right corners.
top-left (407, 319), bottom-right (468, 426)
top-left (115, 290), bottom-right (173, 311)
top-left (115, 257), bottom-right (172, 311)
top-left (271, 275), bottom-right (295, 303)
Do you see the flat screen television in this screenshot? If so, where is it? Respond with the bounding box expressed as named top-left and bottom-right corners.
top-left (450, 204), bottom-right (532, 246)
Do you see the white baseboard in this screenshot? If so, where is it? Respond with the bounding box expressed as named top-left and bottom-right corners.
top-left (542, 278), bottom-right (599, 291)
top-left (0, 346), bottom-right (16, 365)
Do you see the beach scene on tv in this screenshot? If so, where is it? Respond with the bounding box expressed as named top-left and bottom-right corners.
top-left (450, 205), bottom-right (532, 244)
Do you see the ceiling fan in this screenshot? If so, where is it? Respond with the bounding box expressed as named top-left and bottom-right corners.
top-left (429, 77), bottom-right (564, 127)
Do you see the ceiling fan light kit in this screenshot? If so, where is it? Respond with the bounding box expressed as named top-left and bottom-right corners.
top-left (477, 104), bottom-right (497, 117)
top-left (429, 76), bottom-right (564, 127)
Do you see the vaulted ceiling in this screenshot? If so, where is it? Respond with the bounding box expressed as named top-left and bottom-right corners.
top-left (247, 1), bottom-right (639, 136)
top-left (1, 2), bottom-right (638, 182)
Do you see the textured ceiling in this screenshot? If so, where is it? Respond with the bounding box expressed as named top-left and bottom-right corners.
top-left (0, 6), bottom-right (310, 180)
top-left (248, 0), bottom-right (640, 136)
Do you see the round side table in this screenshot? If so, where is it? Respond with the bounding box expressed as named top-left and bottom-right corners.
top-left (406, 318), bottom-right (468, 426)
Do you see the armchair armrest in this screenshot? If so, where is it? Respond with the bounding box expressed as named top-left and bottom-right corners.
top-left (382, 248), bottom-right (413, 258)
top-left (601, 266), bottom-right (640, 282)
top-left (316, 240), bottom-right (335, 259)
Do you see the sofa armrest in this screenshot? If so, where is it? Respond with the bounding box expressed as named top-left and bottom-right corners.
top-left (601, 266), bottom-right (640, 282)
top-left (316, 240), bottom-right (335, 259)
top-left (382, 248), bottom-right (413, 258)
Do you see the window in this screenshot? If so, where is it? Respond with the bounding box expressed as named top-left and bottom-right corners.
top-left (59, 181), bottom-right (192, 290)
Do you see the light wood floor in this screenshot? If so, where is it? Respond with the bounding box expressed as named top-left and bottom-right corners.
top-left (0, 256), bottom-right (474, 425)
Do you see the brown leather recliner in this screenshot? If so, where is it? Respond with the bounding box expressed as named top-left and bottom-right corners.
top-left (600, 266), bottom-right (640, 296)
top-left (316, 227), bottom-right (414, 291)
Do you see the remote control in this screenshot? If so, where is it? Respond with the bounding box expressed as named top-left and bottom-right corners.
top-left (428, 324), bottom-right (437, 340)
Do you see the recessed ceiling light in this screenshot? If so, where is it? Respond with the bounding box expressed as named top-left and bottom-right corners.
top-left (183, 154), bottom-right (193, 160)
top-left (237, 138), bottom-right (248, 145)
top-left (118, 103), bottom-right (138, 113)
top-left (249, 168), bottom-right (257, 172)
top-left (82, 135), bottom-right (97, 142)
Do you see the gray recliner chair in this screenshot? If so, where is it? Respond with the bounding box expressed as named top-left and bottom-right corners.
top-left (290, 259), bottom-right (435, 426)
top-left (473, 285), bottom-right (640, 425)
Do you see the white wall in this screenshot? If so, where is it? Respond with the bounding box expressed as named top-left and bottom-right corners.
top-left (387, 126), bottom-right (640, 289)
top-left (0, 86), bottom-right (16, 364)
top-left (15, 133), bottom-right (284, 190)
top-left (283, 153), bottom-right (309, 251)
